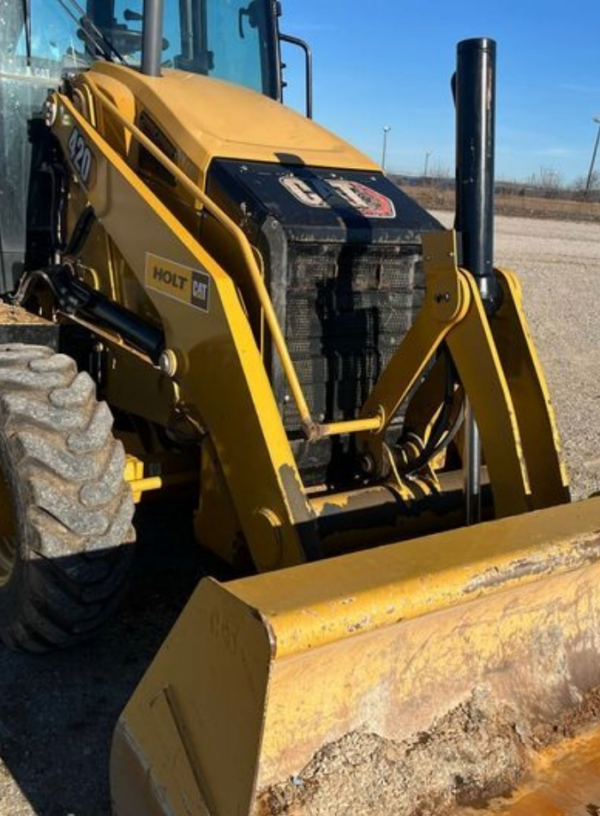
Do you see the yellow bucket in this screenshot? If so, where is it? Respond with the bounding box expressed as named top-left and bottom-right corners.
top-left (111, 497), bottom-right (600, 816)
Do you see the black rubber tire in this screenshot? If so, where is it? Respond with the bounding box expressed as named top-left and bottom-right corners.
top-left (0, 344), bottom-right (135, 652)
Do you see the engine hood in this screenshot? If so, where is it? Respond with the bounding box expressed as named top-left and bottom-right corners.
top-left (88, 63), bottom-right (379, 189)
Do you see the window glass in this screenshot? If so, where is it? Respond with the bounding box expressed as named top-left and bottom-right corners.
top-left (107, 0), bottom-right (276, 95)
top-left (105, 0), bottom-right (143, 62)
top-left (1, 0), bottom-right (90, 76)
top-left (206, 0), bottom-right (263, 92)
top-left (0, 1), bottom-right (276, 94)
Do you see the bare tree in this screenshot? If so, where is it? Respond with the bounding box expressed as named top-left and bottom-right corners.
top-left (431, 161), bottom-right (452, 180)
top-left (538, 166), bottom-right (563, 198)
top-left (573, 170), bottom-right (600, 197)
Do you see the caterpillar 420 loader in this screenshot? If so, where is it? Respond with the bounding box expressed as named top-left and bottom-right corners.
top-left (2, 1), bottom-right (600, 814)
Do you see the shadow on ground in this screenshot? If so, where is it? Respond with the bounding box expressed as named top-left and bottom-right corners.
top-left (0, 502), bottom-right (225, 816)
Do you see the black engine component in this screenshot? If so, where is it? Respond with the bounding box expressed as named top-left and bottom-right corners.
top-left (208, 160), bottom-right (441, 484)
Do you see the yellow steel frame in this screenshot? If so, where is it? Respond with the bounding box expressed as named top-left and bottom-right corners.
top-left (358, 231), bottom-right (569, 517)
top-left (48, 78), bottom-right (567, 575)
top-left (52, 90), bottom-right (320, 571)
top-left (80, 74), bottom-right (382, 443)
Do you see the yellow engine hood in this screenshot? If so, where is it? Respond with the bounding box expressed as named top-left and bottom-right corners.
top-left (88, 63), bottom-right (379, 187)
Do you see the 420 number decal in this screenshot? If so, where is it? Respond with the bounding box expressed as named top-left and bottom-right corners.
top-left (68, 128), bottom-right (93, 186)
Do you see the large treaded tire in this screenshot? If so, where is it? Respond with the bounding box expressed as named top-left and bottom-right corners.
top-left (0, 344), bottom-right (135, 652)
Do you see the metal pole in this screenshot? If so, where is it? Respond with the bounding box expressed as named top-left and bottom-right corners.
top-left (454, 37), bottom-right (499, 525)
top-left (381, 126), bottom-right (391, 170)
top-left (424, 151), bottom-right (431, 178)
top-left (141, 0), bottom-right (164, 77)
top-left (584, 117), bottom-right (600, 200)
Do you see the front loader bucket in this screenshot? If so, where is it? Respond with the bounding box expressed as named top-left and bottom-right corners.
top-left (111, 497), bottom-right (600, 816)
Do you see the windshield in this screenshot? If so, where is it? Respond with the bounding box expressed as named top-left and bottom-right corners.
top-left (1, 0), bottom-right (278, 97)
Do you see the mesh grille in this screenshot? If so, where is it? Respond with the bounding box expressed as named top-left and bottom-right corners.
top-left (282, 241), bottom-right (424, 430)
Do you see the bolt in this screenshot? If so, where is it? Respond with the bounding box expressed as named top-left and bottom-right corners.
top-left (434, 292), bottom-right (451, 304)
top-left (158, 349), bottom-right (178, 378)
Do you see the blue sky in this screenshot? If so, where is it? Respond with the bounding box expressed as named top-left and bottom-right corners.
top-left (280, 1), bottom-right (600, 185)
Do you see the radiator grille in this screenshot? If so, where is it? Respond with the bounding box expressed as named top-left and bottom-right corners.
top-left (282, 241), bottom-right (425, 431)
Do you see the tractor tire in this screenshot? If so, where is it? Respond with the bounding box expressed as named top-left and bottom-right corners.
top-left (0, 344), bottom-right (135, 652)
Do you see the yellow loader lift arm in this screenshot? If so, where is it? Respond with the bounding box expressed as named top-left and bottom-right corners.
top-left (48, 71), bottom-right (567, 575)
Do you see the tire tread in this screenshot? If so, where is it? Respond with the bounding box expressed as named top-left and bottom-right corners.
top-left (0, 344), bottom-right (135, 651)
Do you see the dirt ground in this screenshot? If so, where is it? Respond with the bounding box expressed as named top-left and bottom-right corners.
top-left (0, 213), bottom-right (599, 816)
top-left (409, 185), bottom-right (600, 223)
top-left (0, 503), bottom-right (210, 816)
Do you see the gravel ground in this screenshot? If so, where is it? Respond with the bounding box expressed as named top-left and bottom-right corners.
top-left (0, 214), bottom-right (599, 816)
top-left (433, 211), bottom-right (600, 500)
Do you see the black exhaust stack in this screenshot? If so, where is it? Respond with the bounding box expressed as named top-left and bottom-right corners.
top-left (454, 37), bottom-right (501, 313)
top-left (454, 37), bottom-right (501, 525)
top-left (141, 0), bottom-right (164, 77)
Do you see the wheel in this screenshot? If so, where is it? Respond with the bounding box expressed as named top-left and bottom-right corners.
top-left (0, 344), bottom-right (135, 652)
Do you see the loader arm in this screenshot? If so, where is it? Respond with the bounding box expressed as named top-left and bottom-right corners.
top-left (357, 232), bottom-right (569, 514)
top-left (47, 75), bottom-right (567, 580)
top-left (49, 87), bottom-right (321, 571)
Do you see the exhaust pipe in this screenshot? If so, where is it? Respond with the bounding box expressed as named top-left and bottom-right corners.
top-left (455, 37), bottom-right (500, 312)
top-left (454, 38), bottom-right (500, 523)
top-left (141, 0), bottom-right (164, 77)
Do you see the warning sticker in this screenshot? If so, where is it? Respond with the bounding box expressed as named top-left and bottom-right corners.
top-left (145, 254), bottom-right (210, 313)
top-left (280, 176), bottom-right (396, 219)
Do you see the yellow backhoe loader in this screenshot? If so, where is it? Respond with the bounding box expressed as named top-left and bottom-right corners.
top-left (2, 2), bottom-right (600, 814)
